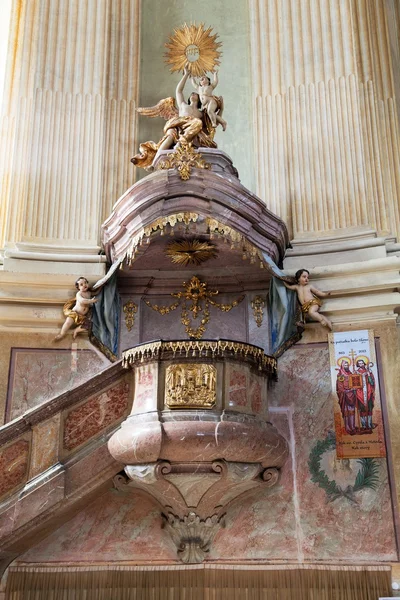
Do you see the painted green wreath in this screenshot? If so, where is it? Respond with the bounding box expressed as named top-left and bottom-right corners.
top-left (308, 433), bottom-right (379, 503)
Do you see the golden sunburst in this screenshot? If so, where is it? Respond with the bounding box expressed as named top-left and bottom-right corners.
top-left (165, 23), bottom-right (222, 78)
top-left (165, 239), bottom-right (218, 267)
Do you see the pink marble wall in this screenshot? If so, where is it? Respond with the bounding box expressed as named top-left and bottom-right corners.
top-left (15, 343), bottom-right (398, 564)
top-left (227, 365), bottom-right (248, 410)
top-left (18, 492), bottom-right (176, 563)
top-left (0, 437), bottom-right (31, 500)
top-left (6, 348), bottom-right (109, 422)
top-left (29, 414), bottom-right (60, 479)
top-left (132, 364), bottom-right (158, 414)
top-left (269, 344), bottom-right (397, 562)
top-left (63, 380), bottom-right (130, 452)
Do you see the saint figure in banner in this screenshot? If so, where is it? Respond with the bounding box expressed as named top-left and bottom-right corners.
top-left (355, 358), bottom-right (376, 433)
top-left (335, 355), bottom-right (376, 435)
top-left (336, 359), bottom-right (357, 435)
top-left (329, 330), bottom-right (385, 459)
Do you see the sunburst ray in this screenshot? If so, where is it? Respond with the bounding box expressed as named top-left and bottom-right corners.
top-left (165, 239), bottom-right (218, 267)
top-left (165, 23), bottom-right (222, 78)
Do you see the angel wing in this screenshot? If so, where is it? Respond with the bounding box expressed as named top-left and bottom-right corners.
top-left (137, 97), bottom-right (178, 120)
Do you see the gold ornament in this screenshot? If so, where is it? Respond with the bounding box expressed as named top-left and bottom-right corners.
top-left (124, 212), bottom-right (199, 266)
top-left (143, 300), bottom-right (180, 315)
top-left (166, 239), bottom-right (218, 267)
top-left (143, 276), bottom-right (245, 340)
top-left (206, 217), bottom-right (264, 266)
top-left (123, 300), bottom-right (138, 331)
top-left (122, 340), bottom-right (277, 376)
top-left (158, 142), bottom-right (211, 180)
top-left (165, 363), bottom-right (216, 409)
top-left (251, 296), bottom-right (266, 327)
top-left (165, 23), bottom-right (222, 78)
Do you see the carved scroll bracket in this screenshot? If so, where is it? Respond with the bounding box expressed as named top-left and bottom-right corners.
top-left (112, 460), bottom-right (280, 563)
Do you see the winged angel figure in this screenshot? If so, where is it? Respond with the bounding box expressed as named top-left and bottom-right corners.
top-left (131, 66), bottom-right (225, 170)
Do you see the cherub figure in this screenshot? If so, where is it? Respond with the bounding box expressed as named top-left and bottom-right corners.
top-left (284, 268), bottom-right (332, 330)
top-left (190, 71), bottom-right (227, 130)
top-left (54, 277), bottom-right (97, 341)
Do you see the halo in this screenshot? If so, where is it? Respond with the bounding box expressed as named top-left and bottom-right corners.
top-left (355, 355), bottom-right (370, 366)
top-left (337, 356), bottom-right (351, 367)
top-left (165, 23), bottom-right (222, 78)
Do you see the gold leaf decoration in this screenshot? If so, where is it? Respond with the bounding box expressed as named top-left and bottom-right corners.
top-left (166, 239), bottom-right (218, 267)
top-left (251, 296), bottom-right (266, 327)
top-left (123, 300), bottom-right (138, 331)
top-left (165, 363), bottom-right (216, 409)
top-left (143, 300), bottom-right (180, 315)
top-left (165, 23), bottom-right (222, 78)
top-left (143, 276), bottom-right (245, 340)
top-left (122, 340), bottom-right (277, 376)
top-left (158, 142), bottom-right (211, 180)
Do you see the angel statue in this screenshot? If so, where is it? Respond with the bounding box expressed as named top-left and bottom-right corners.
top-left (131, 65), bottom-right (226, 171)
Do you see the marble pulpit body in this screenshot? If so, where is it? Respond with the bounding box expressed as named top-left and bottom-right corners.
top-left (105, 148), bottom-right (290, 562)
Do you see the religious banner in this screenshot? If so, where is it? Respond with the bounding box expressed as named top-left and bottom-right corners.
top-left (328, 330), bottom-right (386, 459)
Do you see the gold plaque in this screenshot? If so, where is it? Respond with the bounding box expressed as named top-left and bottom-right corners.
top-left (165, 364), bottom-right (216, 409)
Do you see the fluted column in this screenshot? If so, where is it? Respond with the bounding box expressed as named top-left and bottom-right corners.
top-left (249, 0), bottom-right (400, 242)
top-left (0, 0), bottom-right (140, 273)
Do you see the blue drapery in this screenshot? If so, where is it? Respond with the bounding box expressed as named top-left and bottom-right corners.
top-left (262, 254), bottom-right (303, 358)
top-left (90, 272), bottom-right (120, 360)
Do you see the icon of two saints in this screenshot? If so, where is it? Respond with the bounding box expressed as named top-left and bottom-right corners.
top-left (336, 358), bottom-right (376, 436)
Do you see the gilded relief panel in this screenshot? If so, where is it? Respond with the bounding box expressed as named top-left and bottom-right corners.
top-left (165, 364), bottom-right (216, 409)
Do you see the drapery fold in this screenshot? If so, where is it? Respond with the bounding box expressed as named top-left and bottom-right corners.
top-left (262, 254), bottom-right (304, 357)
top-left (90, 272), bottom-right (120, 361)
top-left (6, 564), bottom-right (392, 600)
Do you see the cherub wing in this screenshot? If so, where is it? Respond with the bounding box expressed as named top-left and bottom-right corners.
top-left (137, 97), bottom-right (178, 120)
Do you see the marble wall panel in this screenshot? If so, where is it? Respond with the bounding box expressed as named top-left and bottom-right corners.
top-left (227, 365), bottom-right (249, 411)
top-left (0, 436), bottom-right (31, 501)
top-left (14, 470), bottom-right (65, 530)
top-left (212, 410), bottom-right (298, 560)
top-left (65, 445), bottom-right (119, 496)
top-left (249, 378), bottom-right (262, 415)
top-left (14, 343), bottom-right (398, 564)
top-left (132, 364), bottom-right (158, 414)
top-left (272, 343), bottom-right (398, 562)
top-left (5, 348), bottom-right (109, 422)
top-left (17, 492), bottom-right (176, 564)
top-left (62, 380), bottom-right (130, 453)
top-left (0, 503), bottom-right (16, 540)
top-left (29, 414), bottom-right (61, 479)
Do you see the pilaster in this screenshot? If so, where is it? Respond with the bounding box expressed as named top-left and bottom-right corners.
top-left (0, 0), bottom-right (141, 275)
top-left (249, 0), bottom-right (400, 246)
